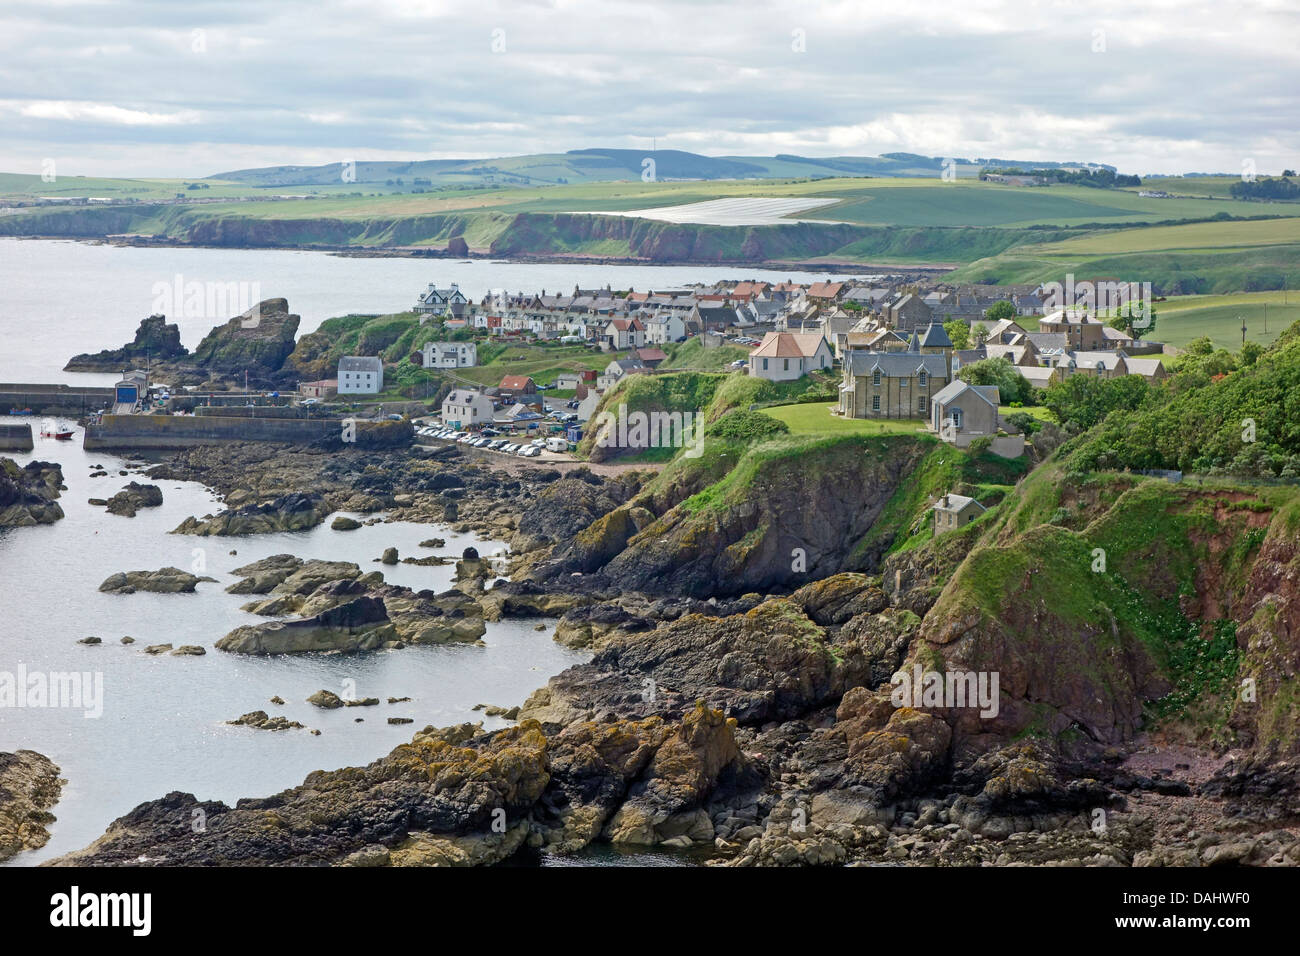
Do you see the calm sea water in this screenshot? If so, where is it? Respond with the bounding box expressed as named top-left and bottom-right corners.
top-left (0, 239), bottom-right (790, 865)
top-left (0, 429), bottom-right (591, 864)
top-left (0, 237), bottom-right (857, 385)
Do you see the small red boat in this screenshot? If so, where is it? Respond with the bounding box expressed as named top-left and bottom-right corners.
top-left (40, 421), bottom-right (75, 440)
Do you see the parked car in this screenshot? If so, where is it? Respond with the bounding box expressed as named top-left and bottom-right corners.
top-left (521, 445), bottom-right (541, 457)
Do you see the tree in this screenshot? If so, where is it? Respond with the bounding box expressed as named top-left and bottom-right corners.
top-left (1284, 169), bottom-right (1297, 177)
top-left (958, 356), bottom-right (1034, 405)
top-left (984, 299), bottom-right (1017, 323)
top-left (943, 320), bottom-right (970, 350)
top-left (1042, 373), bottom-right (1149, 430)
top-left (971, 322), bottom-right (989, 346)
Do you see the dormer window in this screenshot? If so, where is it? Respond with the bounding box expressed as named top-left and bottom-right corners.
top-left (918, 371), bottom-right (927, 387)
top-left (872, 369), bottom-right (881, 386)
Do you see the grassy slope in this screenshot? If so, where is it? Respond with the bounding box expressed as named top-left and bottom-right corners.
top-left (661, 338), bottom-right (750, 370)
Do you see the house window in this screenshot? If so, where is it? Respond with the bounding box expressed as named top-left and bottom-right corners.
top-left (900, 378), bottom-right (909, 389)
top-left (919, 397), bottom-right (928, 415)
top-left (763, 359), bottom-right (769, 370)
top-left (951, 408), bottom-right (963, 429)
top-left (872, 395), bottom-right (880, 411)
top-left (918, 371), bottom-right (927, 386)
top-left (872, 370), bottom-right (881, 386)
top-left (783, 359), bottom-right (790, 371)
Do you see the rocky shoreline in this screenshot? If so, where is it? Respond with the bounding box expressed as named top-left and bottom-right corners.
top-left (35, 435), bottom-right (1300, 867)
top-left (0, 751), bottom-right (65, 862)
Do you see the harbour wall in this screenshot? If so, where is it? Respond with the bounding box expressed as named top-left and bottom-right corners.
top-left (83, 413), bottom-right (413, 450)
top-left (0, 422), bottom-right (34, 451)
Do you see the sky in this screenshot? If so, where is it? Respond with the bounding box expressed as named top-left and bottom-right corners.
top-left (0, 0), bottom-right (1297, 178)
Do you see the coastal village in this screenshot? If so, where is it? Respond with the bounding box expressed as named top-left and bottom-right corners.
top-left (2, 272), bottom-right (1172, 532)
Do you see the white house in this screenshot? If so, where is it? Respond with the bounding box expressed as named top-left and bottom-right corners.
top-left (440, 389), bottom-right (495, 429)
top-left (747, 332), bottom-right (834, 382)
top-left (576, 387), bottom-right (606, 423)
top-left (644, 313), bottom-right (685, 345)
top-left (422, 341), bottom-right (478, 369)
top-left (414, 283), bottom-right (468, 316)
top-left (597, 358), bottom-right (647, 390)
top-left (604, 318), bottom-right (646, 351)
top-left (337, 356), bottom-right (383, 395)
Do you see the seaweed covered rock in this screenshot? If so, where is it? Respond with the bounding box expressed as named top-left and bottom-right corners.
top-left (0, 458), bottom-right (63, 527)
top-left (172, 493), bottom-right (331, 536)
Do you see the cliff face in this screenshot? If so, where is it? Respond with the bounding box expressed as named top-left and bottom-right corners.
top-left (911, 469), bottom-right (1300, 759)
top-left (190, 298), bottom-right (299, 378)
top-left (64, 314), bottom-right (188, 371)
top-left (562, 436), bottom-right (933, 597)
top-left (0, 203), bottom-right (1036, 266)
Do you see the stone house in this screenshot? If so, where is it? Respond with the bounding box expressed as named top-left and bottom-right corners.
top-left (933, 493), bottom-right (986, 534)
top-left (838, 351), bottom-right (949, 419)
top-left (929, 380), bottom-right (1001, 446)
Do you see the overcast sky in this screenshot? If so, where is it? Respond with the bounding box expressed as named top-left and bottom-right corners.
top-left (1, 0), bottom-right (1296, 178)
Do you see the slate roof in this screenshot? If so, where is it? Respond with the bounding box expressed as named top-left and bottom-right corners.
top-left (844, 351), bottom-right (948, 378)
top-left (338, 356), bottom-right (382, 373)
top-left (920, 322), bottom-right (953, 349)
top-left (931, 379), bottom-right (1000, 406)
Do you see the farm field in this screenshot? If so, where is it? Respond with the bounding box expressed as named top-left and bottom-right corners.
top-left (1030, 217), bottom-right (1300, 255)
top-left (1154, 291), bottom-right (1300, 350)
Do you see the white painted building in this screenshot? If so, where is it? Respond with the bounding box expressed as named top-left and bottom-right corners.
top-left (441, 389), bottom-right (495, 428)
top-left (337, 356), bottom-right (383, 395)
top-left (422, 341), bottom-right (478, 369)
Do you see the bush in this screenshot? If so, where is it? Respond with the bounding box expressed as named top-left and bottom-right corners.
top-left (706, 409), bottom-right (790, 445)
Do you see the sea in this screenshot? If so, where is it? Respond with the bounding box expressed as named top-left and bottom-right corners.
top-left (0, 237), bottom-right (856, 864)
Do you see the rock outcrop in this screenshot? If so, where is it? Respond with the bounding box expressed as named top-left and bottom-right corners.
top-left (98, 567), bottom-right (215, 594)
top-left (0, 750), bottom-right (65, 861)
top-left (215, 596), bottom-right (398, 654)
top-left (0, 458), bottom-right (63, 527)
top-left (190, 298), bottom-right (300, 379)
top-left (102, 482), bottom-right (163, 517)
top-left (172, 493), bottom-right (331, 535)
top-left (64, 314), bottom-right (188, 371)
